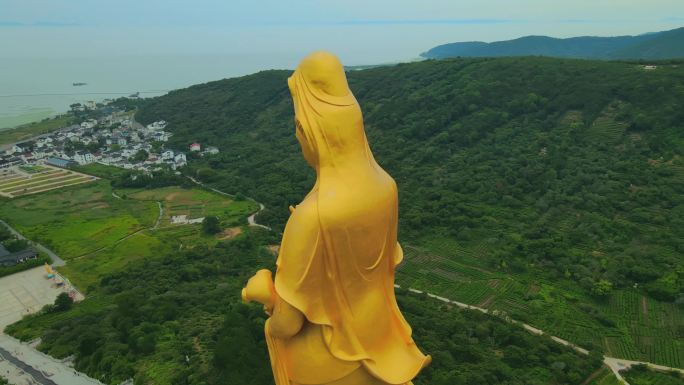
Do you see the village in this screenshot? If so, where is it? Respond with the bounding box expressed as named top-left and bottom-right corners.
top-left (0, 101), bottom-right (218, 174)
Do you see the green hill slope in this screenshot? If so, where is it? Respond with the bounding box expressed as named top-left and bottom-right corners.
top-left (135, 57), bottom-right (684, 366)
top-left (422, 27), bottom-right (684, 59)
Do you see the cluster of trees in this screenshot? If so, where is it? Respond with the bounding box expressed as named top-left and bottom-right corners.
top-left (0, 226), bottom-right (48, 278)
top-left (8, 230), bottom-right (280, 384)
top-left (622, 364), bottom-right (684, 385)
top-left (0, 225), bottom-right (28, 252)
top-left (202, 216), bottom-right (222, 235)
top-left (8, 227), bottom-right (602, 385)
top-left (136, 57), bottom-right (684, 304)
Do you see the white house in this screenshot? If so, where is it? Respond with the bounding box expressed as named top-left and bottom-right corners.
top-left (174, 153), bottom-right (187, 167)
top-left (121, 149), bottom-right (135, 158)
top-left (153, 132), bottom-right (171, 142)
top-left (74, 152), bottom-right (94, 165)
top-left (206, 146), bottom-right (219, 155)
top-left (162, 150), bottom-right (174, 160)
top-left (80, 119), bottom-right (97, 129)
top-left (146, 120), bottom-right (167, 131)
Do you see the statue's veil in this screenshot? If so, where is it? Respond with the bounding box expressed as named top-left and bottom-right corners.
top-left (274, 51), bottom-right (430, 384)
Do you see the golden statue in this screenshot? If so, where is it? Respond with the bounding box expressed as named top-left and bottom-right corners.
top-left (242, 51), bottom-right (430, 385)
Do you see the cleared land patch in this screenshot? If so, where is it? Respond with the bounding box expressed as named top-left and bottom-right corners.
top-left (0, 267), bottom-right (72, 330)
top-left (0, 165), bottom-right (96, 198)
top-left (120, 186), bottom-right (258, 228)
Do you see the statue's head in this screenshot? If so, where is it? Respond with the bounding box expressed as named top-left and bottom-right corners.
top-left (292, 51), bottom-right (350, 98)
top-left (287, 51), bottom-right (361, 170)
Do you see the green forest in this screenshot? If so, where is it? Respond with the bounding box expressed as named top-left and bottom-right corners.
top-left (133, 56), bottom-right (684, 366)
top-left (5, 56), bottom-right (683, 384)
top-left (136, 57), bottom-right (684, 303)
top-left (7, 226), bottom-right (604, 385)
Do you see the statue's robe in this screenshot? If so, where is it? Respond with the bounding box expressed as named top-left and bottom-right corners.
top-left (266, 52), bottom-right (430, 385)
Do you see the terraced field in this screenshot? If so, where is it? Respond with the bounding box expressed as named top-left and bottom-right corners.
top-left (397, 236), bottom-right (684, 368)
top-left (0, 165), bottom-right (96, 198)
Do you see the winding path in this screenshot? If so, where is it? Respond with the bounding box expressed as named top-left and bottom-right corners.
top-left (397, 285), bottom-right (684, 384)
top-left (182, 176), bottom-right (684, 382)
top-left (2, 179), bottom-right (680, 384)
top-left (185, 176), bottom-right (270, 230)
top-left (72, 198), bottom-right (163, 260)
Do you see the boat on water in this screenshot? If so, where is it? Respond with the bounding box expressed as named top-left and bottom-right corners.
top-left (72, 82), bottom-right (87, 86)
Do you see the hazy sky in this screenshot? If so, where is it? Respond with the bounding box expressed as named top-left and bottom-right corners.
top-left (2, 0), bottom-right (683, 64)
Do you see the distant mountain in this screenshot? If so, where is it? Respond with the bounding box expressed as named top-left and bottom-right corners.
top-left (422, 27), bottom-right (684, 60)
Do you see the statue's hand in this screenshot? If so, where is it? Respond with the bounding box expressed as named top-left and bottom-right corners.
top-left (242, 269), bottom-right (277, 314)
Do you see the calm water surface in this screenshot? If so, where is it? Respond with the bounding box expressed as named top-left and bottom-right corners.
top-left (0, 53), bottom-right (307, 129)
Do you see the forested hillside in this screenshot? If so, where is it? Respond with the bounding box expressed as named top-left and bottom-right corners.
top-left (135, 57), bottom-right (684, 365)
top-left (421, 27), bottom-right (684, 59)
top-left (6, 219), bottom-right (603, 385)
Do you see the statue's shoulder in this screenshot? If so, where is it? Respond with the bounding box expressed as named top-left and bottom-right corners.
top-left (289, 191), bottom-right (319, 222)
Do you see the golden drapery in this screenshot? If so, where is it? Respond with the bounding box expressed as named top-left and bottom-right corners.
top-left (270, 51), bottom-right (430, 385)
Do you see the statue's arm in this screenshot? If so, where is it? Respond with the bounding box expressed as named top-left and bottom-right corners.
top-left (268, 296), bottom-right (305, 339)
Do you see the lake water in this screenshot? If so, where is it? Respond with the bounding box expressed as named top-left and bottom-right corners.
top-left (0, 52), bottom-right (313, 129)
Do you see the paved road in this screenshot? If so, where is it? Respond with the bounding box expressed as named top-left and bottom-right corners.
top-left (0, 335), bottom-right (103, 385)
top-left (0, 346), bottom-right (57, 385)
top-left (0, 220), bottom-right (64, 267)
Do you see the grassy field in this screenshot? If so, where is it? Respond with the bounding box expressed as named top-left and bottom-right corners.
top-left (0, 180), bottom-right (157, 259)
top-left (71, 163), bottom-right (132, 180)
top-left (60, 232), bottom-right (166, 291)
top-left (0, 114), bottom-right (73, 146)
top-left (0, 177), bottom-right (259, 293)
top-left (118, 186), bottom-right (258, 228)
top-left (397, 235), bottom-right (684, 368)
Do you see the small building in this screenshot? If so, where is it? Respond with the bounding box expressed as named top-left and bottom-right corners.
top-left (206, 146), bottom-right (219, 155)
top-left (153, 132), bottom-right (171, 142)
top-left (174, 153), bottom-right (187, 166)
top-left (643, 65), bottom-right (657, 70)
top-left (0, 248), bottom-right (38, 267)
top-left (0, 156), bottom-right (24, 168)
top-left (146, 120), bottom-right (167, 131)
top-left (46, 157), bottom-right (76, 169)
top-left (80, 119), bottom-right (97, 129)
top-left (190, 143), bottom-right (201, 152)
top-left (74, 151), bottom-right (95, 165)
top-left (162, 150), bottom-right (174, 160)
top-left (12, 144), bottom-right (25, 154)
